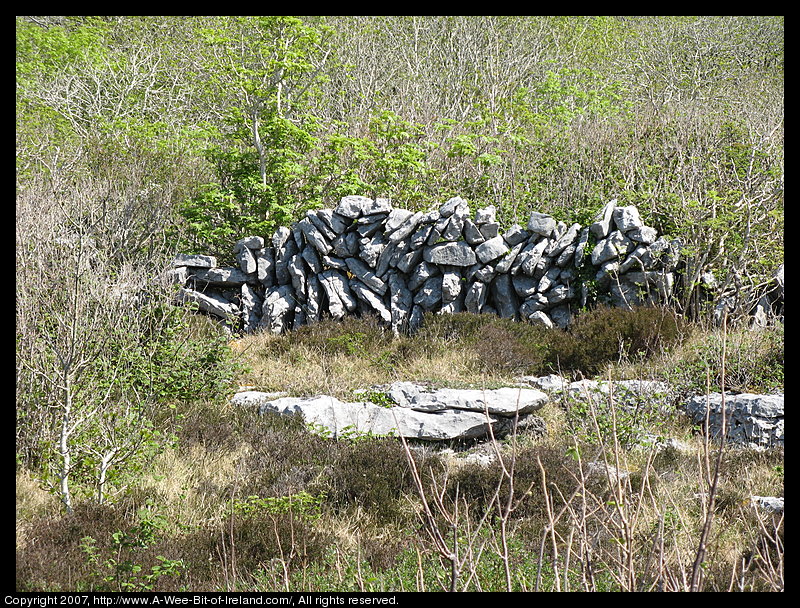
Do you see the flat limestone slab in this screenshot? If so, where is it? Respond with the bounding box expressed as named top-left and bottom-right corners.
top-left (232, 391), bottom-right (502, 441)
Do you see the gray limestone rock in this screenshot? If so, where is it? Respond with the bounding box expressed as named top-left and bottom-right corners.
top-left (388, 211), bottom-right (423, 243)
top-left (503, 224), bottom-right (529, 246)
top-left (527, 212), bottom-right (557, 237)
top-left (316, 208), bottom-right (349, 235)
top-left (590, 199), bottom-right (617, 239)
top-left (613, 205), bottom-right (644, 233)
top-left (305, 274), bottom-right (322, 323)
top-left (275, 234), bottom-right (299, 285)
top-left (628, 225), bottom-right (658, 244)
top-left (519, 239), bottom-right (549, 276)
top-left (463, 219), bottom-right (486, 245)
top-left (492, 273), bottom-right (518, 319)
top-left (441, 203), bottom-right (469, 241)
top-left (408, 261), bottom-right (439, 292)
top-left (549, 223), bottom-right (581, 257)
top-left (591, 230), bottom-right (634, 265)
top-left (423, 241), bottom-right (477, 267)
top-left (332, 231), bottom-right (359, 258)
top-left (385, 208), bottom-right (415, 233)
top-left (475, 235), bottom-right (509, 264)
top-left (464, 280), bottom-right (488, 314)
top-left (494, 241), bottom-right (526, 274)
top-left (441, 270), bottom-right (463, 305)
top-left (300, 245), bottom-right (322, 274)
top-left (174, 253), bottom-right (217, 268)
top-left (512, 275), bottom-right (538, 299)
top-left (475, 205), bottom-right (496, 225)
top-left (440, 196), bottom-right (468, 218)
top-left (319, 270), bottom-right (357, 319)
top-left (350, 279), bottom-right (392, 324)
top-left (388, 272), bottom-right (413, 335)
top-left (414, 275), bottom-right (444, 311)
top-left (241, 283), bottom-right (263, 333)
top-left (574, 227), bottom-right (590, 268)
top-left (386, 382), bottom-right (549, 416)
top-left (346, 257), bottom-right (388, 296)
top-left (335, 195), bottom-right (374, 219)
top-left (176, 287), bottom-right (238, 319)
top-left (359, 234), bottom-right (387, 268)
top-left (272, 226), bottom-right (292, 250)
top-left (235, 240), bottom-right (259, 274)
top-left (260, 284), bottom-right (295, 334)
top-left (479, 222), bottom-right (500, 240)
top-left (528, 310), bottom-right (553, 328)
top-left (256, 248), bottom-right (276, 287)
top-left (192, 267), bottom-right (255, 287)
top-left (306, 210), bottom-right (337, 241)
top-left (287, 254), bottom-right (307, 302)
top-left (682, 393), bottom-right (784, 449)
top-left (410, 224), bottom-right (434, 249)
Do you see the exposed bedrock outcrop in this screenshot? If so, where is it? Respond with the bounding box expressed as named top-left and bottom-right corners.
top-left (232, 382), bottom-right (549, 441)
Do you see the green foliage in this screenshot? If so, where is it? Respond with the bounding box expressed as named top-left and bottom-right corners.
top-left (231, 492), bottom-right (325, 521)
top-left (79, 510), bottom-right (185, 592)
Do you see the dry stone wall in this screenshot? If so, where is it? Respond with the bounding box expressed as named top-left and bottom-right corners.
top-left (171, 196), bottom-right (682, 334)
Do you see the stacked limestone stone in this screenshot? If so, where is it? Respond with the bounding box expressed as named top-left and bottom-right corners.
top-left (172, 196), bottom-right (682, 334)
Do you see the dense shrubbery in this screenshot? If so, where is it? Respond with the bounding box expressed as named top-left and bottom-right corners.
top-left (418, 306), bottom-right (688, 378)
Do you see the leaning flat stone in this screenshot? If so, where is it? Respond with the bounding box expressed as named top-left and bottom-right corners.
top-left (235, 245), bottom-right (257, 274)
top-left (590, 199), bottom-right (617, 239)
top-left (346, 257), bottom-right (387, 295)
top-left (440, 196), bottom-right (468, 218)
top-left (175, 287), bottom-right (238, 319)
top-left (319, 270), bottom-right (357, 319)
top-left (388, 211), bottom-right (423, 243)
top-left (260, 284), bottom-right (296, 334)
top-left (192, 267), bottom-right (254, 286)
top-left (423, 241), bottom-right (477, 266)
top-left (174, 254), bottom-right (217, 268)
top-left (350, 280), bottom-right (392, 324)
top-left (464, 281), bottom-right (488, 314)
top-left (299, 218), bottom-right (333, 255)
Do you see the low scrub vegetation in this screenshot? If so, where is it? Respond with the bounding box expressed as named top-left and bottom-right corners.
top-left (17, 309), bottom-right (784, 592)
